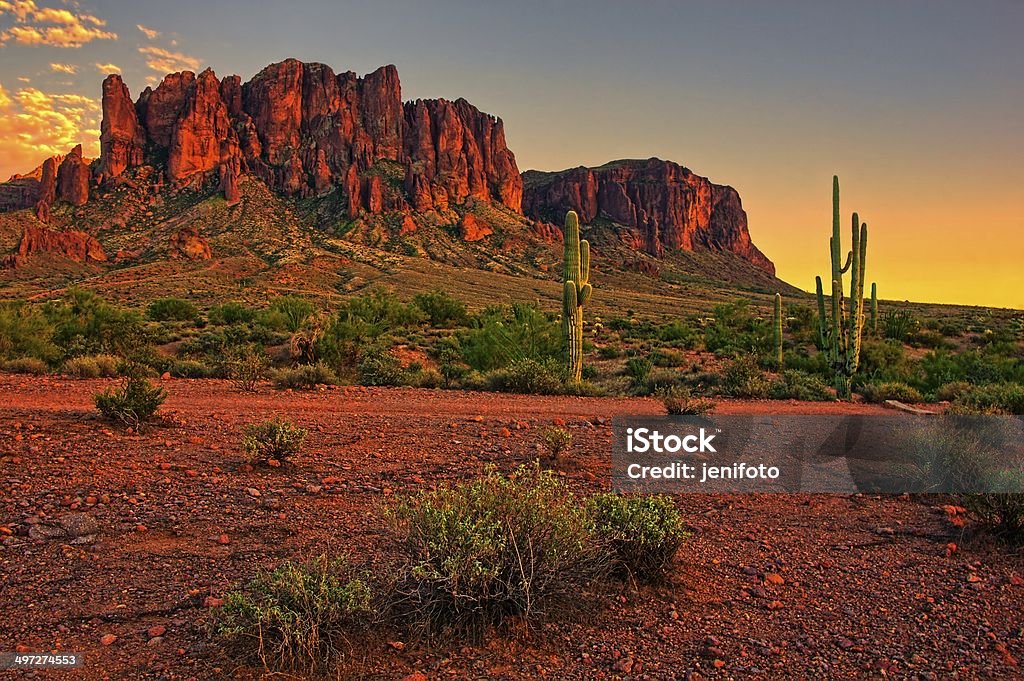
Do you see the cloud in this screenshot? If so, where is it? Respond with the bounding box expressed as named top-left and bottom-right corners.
top-left (0, 81), bottom-right (100, 179)
top-left (136, 23), bottom-right (158, 39)
top-left (94, 62), bottom-right (120, 74)
top-left (0, 0), bottom-right (116, 48)
top-left (138, 45), bottom-right (200, 73)
top-left (16, 75), bottom-right (30, 83)
top-left (49, 62), bottom-right (77, 74)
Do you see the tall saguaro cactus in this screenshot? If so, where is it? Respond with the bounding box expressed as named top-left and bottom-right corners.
top-left (815, 176), bottom-right (869, 399)
top-left (562, 210), bottom-right (592, 383)
top-left (870, 283), bottom-right (878, 336)
top-left (773, 293), bottom-right (784, 367)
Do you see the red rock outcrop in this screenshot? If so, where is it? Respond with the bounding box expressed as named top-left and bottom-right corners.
top-left (522, 158), bottom-right (774, 274)
top-left (3, 224), bottom-right (106, 267)
top-left (55, 145), bottom-right (90, 206)
top-left (34, 157), bottom-right (57, 222)
top-left (99, 75), bottom-right (146, 179)
top-left (169, 226), bottom-right (212, 260)
top-left (94, 60), bottom-right (522, 219)
top-left (459, 213), bottom-right (492, 242)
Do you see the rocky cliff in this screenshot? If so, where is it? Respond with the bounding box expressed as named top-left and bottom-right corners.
top-left (97, 59), bottom-right (523, 217)
top-left (523, 158), bottom-right (774, 274)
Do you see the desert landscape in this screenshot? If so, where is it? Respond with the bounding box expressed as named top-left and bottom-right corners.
top-left (1, 2), bottom-right (1023, 679)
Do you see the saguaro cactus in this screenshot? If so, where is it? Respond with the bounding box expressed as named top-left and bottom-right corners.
top-left (815, 176), bottom-right (869, 399)
top-left (773, 293), bottom-right (784, 367)
top-left (562, 210), bottom-right (592, 383)
top-left (870, 283), bottom-right (878, 336)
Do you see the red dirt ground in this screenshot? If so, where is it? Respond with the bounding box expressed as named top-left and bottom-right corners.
top-left (1, 375), bottom-right (1021, 680)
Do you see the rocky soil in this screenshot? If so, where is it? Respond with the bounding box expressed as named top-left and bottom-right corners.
top-left (1, 375), bottom-right (1021, 679)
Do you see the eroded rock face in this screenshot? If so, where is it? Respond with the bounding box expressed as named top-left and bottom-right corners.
top-left (55, 145), bottom-right (90, 206)
top-left (3, 224), bottom-right (107, 267)
top-left (99, 74), bottom-right (146, 179)
top-left (459, 213), bottom-right (492, 242)
top-left (522, 158), bottom-right (774, 274)
top-left (169, 226), bottom-right (212, 260)
top-left (96, 60), bottom-right (523, 217)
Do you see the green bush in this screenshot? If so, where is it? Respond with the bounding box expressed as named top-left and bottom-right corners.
top-left (0, 301), bottom-right (59, 364)
top-left (169, 359), bottom-right (217, 379)
top-left (270, 363), bottom-right (339, 390)
top-left (2, 357), bottom-right (49, 375)
top-left (625, 356), bottom-right (653, 390)
top-left (146, 297), bottom-right (198, 322)
top-left (413, 290), bottom-right (468, 327)
top-left (208, 301), bottom-right (256, 326)
top-left (769, 370), bottom-right (832, 401)
top-left (952, 383), bottom-right (1024, 415)
top-left (44, 289), bottom-right (151, 361)
top-left (215, 554), bottom-right (373, 672)
top-left (94, 374), bottom-right (166, 428)
top-left (357, 346), bottom-right (407, 386)
top-left (720, 355), bottom-right (771, 398)
top-left (265, 296), bottom-right (317, 333)
top-left (388, 466), bottom-right (606, 637)
top-left (539, 426), bottom-right (573, 461)
top-left (588, 494), bottom-right (688, 582)
top-left (962, 478), bottom-right (1024, 543)
top-left (225, 346), bottom-right (268, 391)
top-left (657, 321), bottom-right (700, 348)
top-left (64, 354), bottom-right (121, 378)
top-left (458, 303), bottom-right (560, 372)
top-left (859, 381), bottom-right (925, 404)
top-left (242, 418), bottom-right (308, 463)
top-left (660, 386), bottom-right (716, 415)
top-left (882, 309), bottom-right (916, 341)
top-left (704, 300), bottom-right (771, 357)
top-left (485, 358), bottom-right (563, 395)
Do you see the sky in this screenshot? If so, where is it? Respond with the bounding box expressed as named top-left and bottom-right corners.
top-left (0, 0), bottom-right (1021, 309)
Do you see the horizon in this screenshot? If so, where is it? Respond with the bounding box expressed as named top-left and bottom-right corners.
top-left (0, 1), bottom-right (1021, 310)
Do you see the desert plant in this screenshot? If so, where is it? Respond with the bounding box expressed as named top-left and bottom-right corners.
top-left (588, 494), bottom-right (688, 582)
top-left (242, 417), bottom-right (308, 464)
top-left (562, 211), bottom-right (592, 384)
top-left (660, 385), bottom-right (716, 415)
top-left (0, 300), bottom-right (59, 364)
top-left (2, 357), bottom-right (49, 375)
top-left (769, 370), bottom-right (833, 401)
top-left (94, 373), bottom-right (166, 428)
top-left (539, 426), bottom-right (573, 461)
top-left (270, 363), bottom-right (339, 390)
top-left (721, 355), bottom-right (771, 398)
top-left (226, 346), bottom-right (268, 391)
top-left (624, 356), bottom-right (654, 391)
top-left (952, 383), bottom-right (1024, 415)
top-left (146, 297), bottom-right (198, 322)
top-left (883, 309), bottom-right (916, 342)
top-left (215, 554), bottom-right (373, 672)
top-left (357, 346), bottom-right (407, 386)
top-left (962, 477), bottom-right (1024, 543)
top-left (413, 290), bottom-right (469, 327)
top-left (870, 283), bottom-right (878, 336)
top-left (388, 465), bottom-right (605, 638)
top-left (859, 381), bottom-right (924, 404)
top-left (485, 358), bottom-right (563, 395)
top-left (267, 296), bottom-right (317, 333)
top-left (208, 301), bottom-right (256, 326)
top-left (773, 292), bottom-right (784, 367)
top-left (815, 176), bottom-right (872, 399)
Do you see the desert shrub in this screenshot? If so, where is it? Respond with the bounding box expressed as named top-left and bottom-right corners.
top-left (720, 355), bottom-right (771, 398)
top-left (660, 386), bottom-right (716, 415)
top-left (357, 346), bottom-right (407, 386)
top-left (907, 328), bottom-right (949, 350)
top-left (650, 348), bottom-right (687, 368)
top-left (882, 309), bottom-right (916, 341)
top-left (169, 358), bottom-right (216, 379)
top-left (588, 494), bottom-right (688, 582)
top-left (270, 363), bottom-right (339, 390)
top-left (625, 356), bottom-right (653, 390)
top-left (242, 417), bottom-right (308, 463)
top-left (769, 370), bottom-right (833, 401)
top-left (486, 358), bottom-right (563, 395)
top-left (857, 339), bottom-right (916, 385)
top-left (43, 289), bottom-right (151, 361)
top-left (434, 340), bottom-right (468, 388)
top-left (63, 354), bottom-right (119, 378)
top-left (657, 321), bottom-right (700, 348)
top-left (458, 303), bottom-right (560, 372)
top-left (0, 301), bottom-right (59, 364)
top-left (388, 466), bottom-right (605, 637)
top-left (859, 381), bottom-right (924, 404)
top-left (597, 346), bottom-right (622, 360)
top-left (208, 301), bottom-right (256, 326)
top-left (316, 290), bottom-right (422, 369)
top-left (215, 554), bottom-right (373, 672)
top-left (934, 381), bottom-right (974, 402)
top-left (94, 374), bottom-right (166, 428)
top-left (146, 297), bottom-right (198, 322)
top-left (2, 357), bottom-right (48, 375)
top-left (919, 348), bottom-right (1024, 393)
top-left (225, 346), bottom-right (268, 391)
top-left (704, 300), bottom-right (771, 357)
top-left (952, 383), bottom-right (1024, 415)
top-left (540, 426), bottom-right (573, 461)
top-left (413, 290), bottom-right (468, 327)
top-left (265, 296), bottom-right (317, 333)
top-left (962, 480), bottom-right (1024, 543)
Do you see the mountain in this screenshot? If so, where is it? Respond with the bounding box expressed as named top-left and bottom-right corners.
top-left (523, 159), bottom-right (773, 274)
top-left (0, 59), bottom-right (784, 304)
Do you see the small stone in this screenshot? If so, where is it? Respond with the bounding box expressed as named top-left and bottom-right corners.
top-left (100, 634), bottom-right (117, 646)
top-left (216, 534), bottom-right (230, 545)
top-left (148, 625), bottom-right (166, 638)
top-left (161, 372), bottom-right (171, 380)
top-left (203, 596), bottom-right (224, 608)
top-left (245, 488), bottom-right (260, 497)
top-left (765, 573), bottom-right (785, 586)
top-left (267, 458), bottom-right (281, 468)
